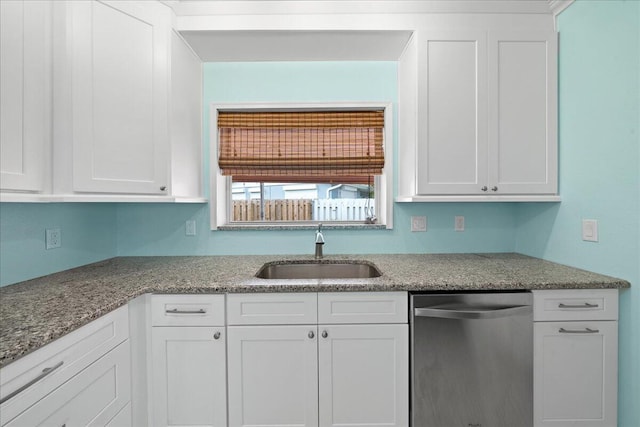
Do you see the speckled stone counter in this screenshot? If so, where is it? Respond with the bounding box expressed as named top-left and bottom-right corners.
top-left (0, 253), bottom-right (630, 368)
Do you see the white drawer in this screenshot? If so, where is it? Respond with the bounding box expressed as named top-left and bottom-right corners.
top-left (0, 305), bottom-right (129, 426)
top-left (5, 340), bottom-right (131, 427)
top-left (318, 292), bottom-right (408, 324)
top-left (533, 289), bottom-right (618, 321)
top-left (227, 293), bottom-right (317, 325)
top-left (151, 294), bottom-right (225, 326)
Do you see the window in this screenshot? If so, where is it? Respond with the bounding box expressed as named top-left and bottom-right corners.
top-left (210, 103), bottom-right (393, 229)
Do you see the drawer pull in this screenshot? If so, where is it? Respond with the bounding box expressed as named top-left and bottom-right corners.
top-left (559, 327), bottom-right (600, 334)
top-left (165, 308), bottom-right (207, 314)
top-left (0, 361), bottom-right (64, 404)
top-left (558, 302), bottom-right (599, 309)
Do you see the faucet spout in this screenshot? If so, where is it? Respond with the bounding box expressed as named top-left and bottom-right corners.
top-left (315, 224), bottom-right (325, 259)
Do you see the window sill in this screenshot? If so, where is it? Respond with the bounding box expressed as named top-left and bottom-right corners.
top-left (217, 223), bottom-right (387, 231)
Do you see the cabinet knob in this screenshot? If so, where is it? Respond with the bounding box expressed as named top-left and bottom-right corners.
top-left (160, 186), bottom-right (167, 191)
top-left (481, 186), bottom-right (488, 192)
top-left (213, 331), bottom-right (221, 340)
top-left (308, 331), bottom-right (315, 339)
top-left (491, 186), bottom-right (498, 192)
top-left (321, 330), bottom-right (328, 339)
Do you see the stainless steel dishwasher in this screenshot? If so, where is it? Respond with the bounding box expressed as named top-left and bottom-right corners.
top-left (410, 292), bottom-right (533, 427)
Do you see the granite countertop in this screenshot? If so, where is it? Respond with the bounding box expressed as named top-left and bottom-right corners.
top-left (0, 253), bottom-right (630, 368)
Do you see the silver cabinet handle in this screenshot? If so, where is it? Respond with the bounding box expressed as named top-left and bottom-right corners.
top-left (165, 308), bottom-right (207, 314)
top-left (491, 186), bottom-right (498, 192)
top-left (213, 331), bottom-right (221, 340)
top-left (558, 302), bottom-right (599, 309)
top-left (308, 331), bottom-right (315, 339)
top-left (559, 327), bottom-right (600, 334)
top-left (481, 186), bottom-right (488, 192)
top-left (0, 361), bottom-right (64, 404)
top-left (321, 330), bottom-right (328, 338)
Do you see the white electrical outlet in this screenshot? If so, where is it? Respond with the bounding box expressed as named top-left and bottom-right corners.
top-left (185, 220), bottom-right (197, 236)
top-left (582, 219), bottom-right (598, 242)
top-left (455, 216), bottom-right (465, 232)
top-left (411, 216), bottom-right (427, 232)
top-left (46, 228), bottom-right (62, 249)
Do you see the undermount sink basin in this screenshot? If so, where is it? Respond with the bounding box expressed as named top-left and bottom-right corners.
top-left (256, 261), bottom-right (382, 280)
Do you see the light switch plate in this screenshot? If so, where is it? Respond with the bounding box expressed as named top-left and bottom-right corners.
top-left (582, 219), bottom-right (598, 242)
top-left (411, 216), bottom-right (427, 232)
top-left (455, 216), bottom-right (465, 232)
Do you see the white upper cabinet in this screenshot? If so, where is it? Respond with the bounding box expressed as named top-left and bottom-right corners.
top-left (488, 31), bottom-right (558, 195)
top-left (398, 29), bottom-right (558, 201)
top-left (416, 32), bottom-right (488, 195)
top-left (68, 0), bottom-right (170, 195)
top-left (0, 0), bottom-right (51, 193)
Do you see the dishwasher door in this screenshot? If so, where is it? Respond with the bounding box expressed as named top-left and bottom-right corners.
top-left (410, 292), bottom-right (533, 427)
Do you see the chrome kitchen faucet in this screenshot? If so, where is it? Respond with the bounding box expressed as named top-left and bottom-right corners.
top-left (315, 224), bottom-right (325, 259)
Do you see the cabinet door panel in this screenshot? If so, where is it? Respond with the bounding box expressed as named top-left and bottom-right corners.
top-left (417, 32), bottom-right (487, 195)
top-left (318, 324), bottom-right (408, 427)
top-left (5, 340), bottom-right (131, 427)
top-left (71, 0), bottom-right (168, 194)
top-left (151, 327), bottom-right (227, 427)
top-left (0, 0), bottom-right (49, 192)
top-left (227, 325), bottom-right (319, 427)
top-left (534, 321), bottom-right (617, 427)
top-left (488, 31), bottom-right (557, 194)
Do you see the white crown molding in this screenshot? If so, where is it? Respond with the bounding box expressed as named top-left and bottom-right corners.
top-left (548, 0), bottom-right (575, 17)
top-left (171, 1), bottom-right (553, 17)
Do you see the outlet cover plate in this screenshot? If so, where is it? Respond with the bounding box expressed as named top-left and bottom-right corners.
top-left (186, 220), bottom-right (197, 236)
top-left (46, 228), bottom-right (62, 249)
top-left (455, 216), bottom-right (465, 232)
top-left (411, 216), bottom-right (427, 232)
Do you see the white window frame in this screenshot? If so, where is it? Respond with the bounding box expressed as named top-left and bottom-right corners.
top-left (210, 102), bottom-right (394, 230)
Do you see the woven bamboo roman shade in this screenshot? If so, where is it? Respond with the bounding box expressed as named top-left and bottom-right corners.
top-left (217, 110), bottom-right (385, 184)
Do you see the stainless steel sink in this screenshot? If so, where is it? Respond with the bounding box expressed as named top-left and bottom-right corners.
top-left (256, 261), bottom-right (382, 279)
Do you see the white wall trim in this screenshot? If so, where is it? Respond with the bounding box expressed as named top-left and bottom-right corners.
top-left (209, 102), bottom-right (394, 230)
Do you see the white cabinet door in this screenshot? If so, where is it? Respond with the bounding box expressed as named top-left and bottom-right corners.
top-left (318, 324), bottom-right (408, 427)
top-left (0, 0), bottom-right (50, 192)
top-left (70, 0), bottom-right (169, 194)
top-left (151, 327), bottom-right (227, 427)
top-left (488, 31), bottom-right (557, 195)
top-left (227, 325), bottom-right (319, 427)
top-left (5, 340), bottom-right (131, 427)
top-left (416, 32), bottom-right (488, 195)
top-left (534, 321), bottom-right (617, 427)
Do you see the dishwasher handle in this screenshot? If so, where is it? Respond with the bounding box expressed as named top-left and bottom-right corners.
top-left (414, 304), bottom-right (531, 320)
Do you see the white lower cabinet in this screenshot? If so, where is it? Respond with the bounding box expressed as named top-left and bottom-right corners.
top-left (227, 325), bottom-right (320, 427)
top-left (6, 340), bottom-right (131, 427)
top-left (151, 327), bottom-right (227, 427)
top-left (150, 295), bottom-right (227, 427)
top-left (533, 290), bottom-right (618, 427)
top-left (318, 324), bottom-right (408, 427)
top-left (0, 306), bottom-right (131, 427)
top-left (226, 292), bottom-right (409, 427)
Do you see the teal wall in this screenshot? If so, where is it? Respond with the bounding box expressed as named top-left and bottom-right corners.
top-left (515, 1), bottom-right (639, 424)
top-left (0, 203), bottom-right (117, 286)
top-left (116, 62), bottom-right (518, 257)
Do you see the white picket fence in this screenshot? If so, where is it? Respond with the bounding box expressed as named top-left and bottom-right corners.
top-left (313, 199), bottom-right (374, 221)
